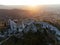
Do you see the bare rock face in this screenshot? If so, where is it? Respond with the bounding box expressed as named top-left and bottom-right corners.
top-left (0, 20), bottom-right (60, 45)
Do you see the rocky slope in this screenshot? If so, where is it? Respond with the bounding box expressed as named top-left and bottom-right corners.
top-left (1, 21), bottom-right (60, 45)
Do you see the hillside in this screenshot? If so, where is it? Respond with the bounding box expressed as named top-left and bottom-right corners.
top-left (1, 21), bottom-right (60, 45)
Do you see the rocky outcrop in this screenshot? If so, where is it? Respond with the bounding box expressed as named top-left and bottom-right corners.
top-left (0, 19), bottom-right (60, 45)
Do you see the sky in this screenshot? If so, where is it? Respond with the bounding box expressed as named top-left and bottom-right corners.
top-left (0, 0), bottom-right (60, 6)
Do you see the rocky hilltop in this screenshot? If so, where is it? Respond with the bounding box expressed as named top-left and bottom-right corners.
top-left (0, 19), bottom-right (60, 45)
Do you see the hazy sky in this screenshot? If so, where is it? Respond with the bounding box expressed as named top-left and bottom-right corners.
top-left (0, 0), bottom-right (60, 6)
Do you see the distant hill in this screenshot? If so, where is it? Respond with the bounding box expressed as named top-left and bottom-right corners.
top-left (0, 5), bottom-right (30, 10)
top-left (0, 5), bottom-right (60, 22)
top-left (0, 5), bottom-right (13, 9)
top-left (0, 5), bottom-right (60, 9)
